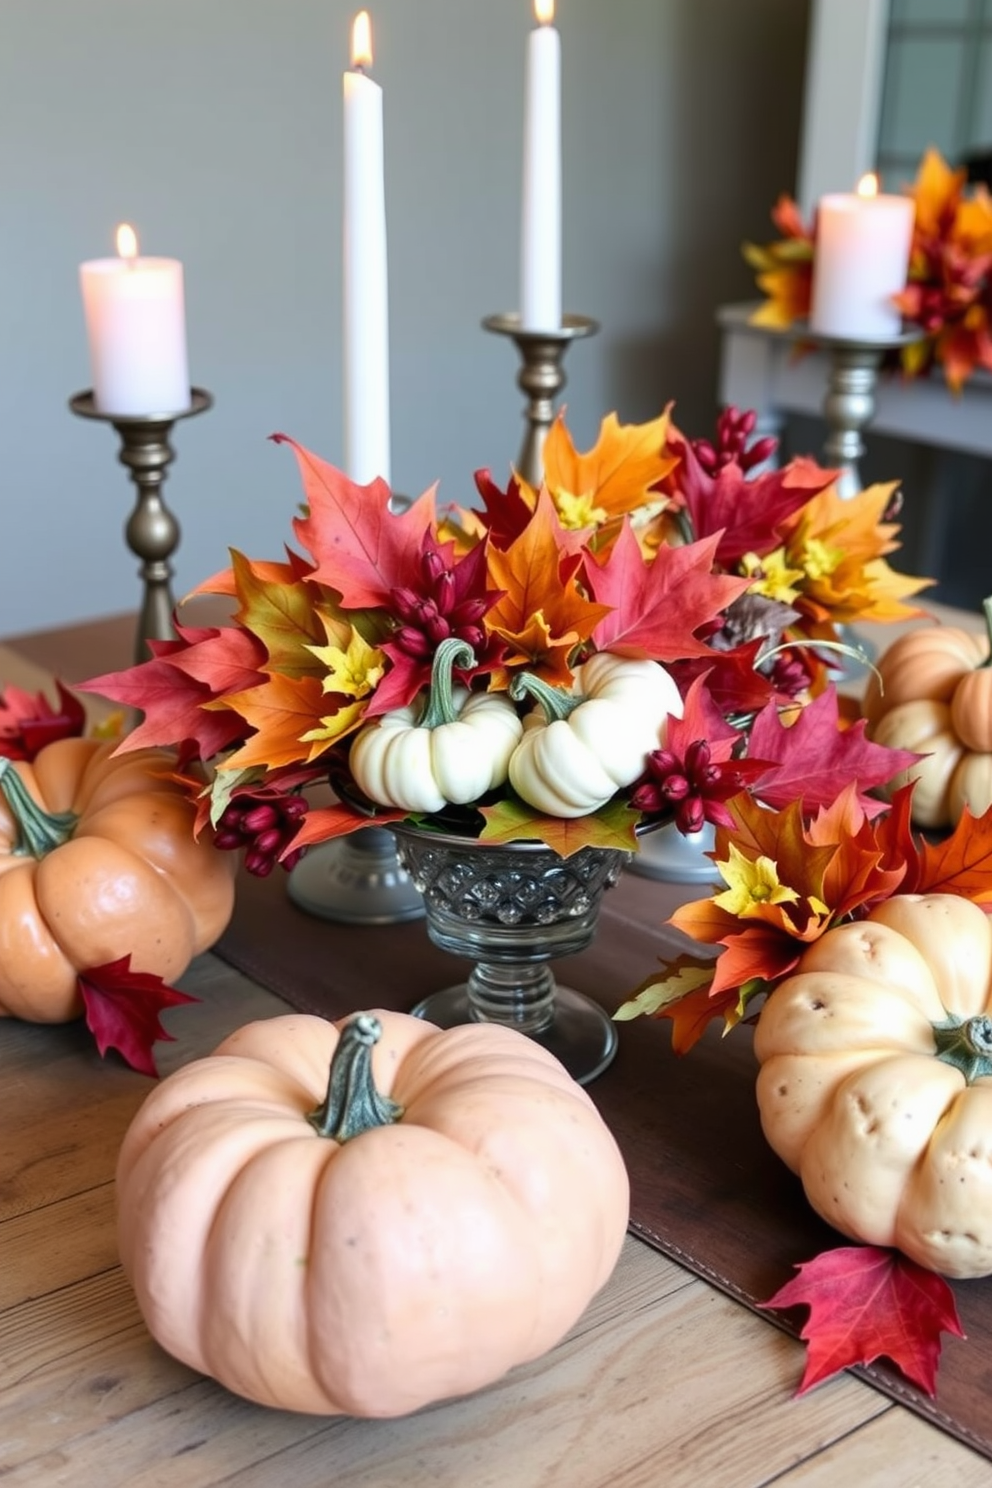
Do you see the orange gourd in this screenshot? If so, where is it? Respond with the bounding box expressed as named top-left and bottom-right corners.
top-left (116, 1009), bottom-right (631, 1417)
top-left (0, 736), bottom-right (236, 1021)
top-left (863, 601), bottom-right (992, 828)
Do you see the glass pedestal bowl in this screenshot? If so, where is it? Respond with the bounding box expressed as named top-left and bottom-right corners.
top-left (391, 824), bottom-right (629, 1085)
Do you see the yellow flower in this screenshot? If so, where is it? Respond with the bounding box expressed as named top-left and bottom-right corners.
top-left (554, 489), bottom-right (608, 530)
top-left (713, 844), bottom-right (801, 917)
top-left (308, 629), bottom-right (386, 699)
top-left (796, 535), bottom-right (843, 582)
top-left (740, 547), bottom-right (804, 603)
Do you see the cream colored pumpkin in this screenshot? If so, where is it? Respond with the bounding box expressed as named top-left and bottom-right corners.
top-left (869, 700), bottom-right (965, 828)
top-left (754, 894), bottom-right (992, 1278)
top-left (116, 1009), bottom-right (630, 1417)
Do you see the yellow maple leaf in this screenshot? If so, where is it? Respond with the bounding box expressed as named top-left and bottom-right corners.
top-left (909, 147), bottom-right (964, 241)
top-left (613, 956), bottom-right (715, 1021)
top-left (227, 550), bottom-right (326, 679)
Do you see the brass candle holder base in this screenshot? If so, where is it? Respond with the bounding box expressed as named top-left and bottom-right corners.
top-left (483, 312), bottom-right (599, 487)
top-left (70, 388), bottom-right (213, 663)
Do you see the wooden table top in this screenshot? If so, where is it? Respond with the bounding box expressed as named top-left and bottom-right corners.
top-left (3, 610), bottom-right (992, 1488)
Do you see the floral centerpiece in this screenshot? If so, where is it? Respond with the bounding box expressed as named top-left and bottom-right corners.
top-left (745, 147), bottom-right (992, 390)
top-left (80, 405), bottom-right (929, 870)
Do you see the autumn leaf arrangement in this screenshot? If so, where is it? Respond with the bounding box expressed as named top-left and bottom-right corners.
top-left (77, 403), bottom-right (928, 873)
top-left (613, 746), bottom-right (992, 1394)
top-left (745, 146), bottom-right (992, 390)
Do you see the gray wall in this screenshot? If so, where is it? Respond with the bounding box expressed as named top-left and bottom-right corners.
top-left (0, 0), bottom-right (809, 636)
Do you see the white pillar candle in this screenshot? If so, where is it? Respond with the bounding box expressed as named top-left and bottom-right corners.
top-left (809, 174), bottom-right (915, 341)
top-left (343, 9), bottom-right (390, 485)
top-left (519, 0), bottom-right (562, 332)
top-left (79, 225), bottom-right (191, 416)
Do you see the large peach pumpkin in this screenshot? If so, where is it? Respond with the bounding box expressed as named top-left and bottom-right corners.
top-left (0, 736), bottom-right (236, 1020)
top-left (116, 1010), bottom-right (631, 1417)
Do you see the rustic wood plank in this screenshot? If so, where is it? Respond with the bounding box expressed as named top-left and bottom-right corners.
top-left (777, 1404), bottom-right (992, 1486)
top-left (0, 1241), bottom-right (889, 1488)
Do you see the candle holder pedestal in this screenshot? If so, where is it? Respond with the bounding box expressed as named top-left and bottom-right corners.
top-left (287, 825), bottom-right (424, 926)
top-left (70, 388), bottom-right (212, 664)
top-left (483, 312), bottom-right (598, 486)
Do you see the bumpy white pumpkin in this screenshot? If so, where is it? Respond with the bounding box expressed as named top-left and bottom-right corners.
top-left (754, 893), bottom-right (992, 1278)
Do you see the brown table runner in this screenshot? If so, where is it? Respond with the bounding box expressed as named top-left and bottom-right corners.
top-left (214, 861), bottom-right (991, 1462)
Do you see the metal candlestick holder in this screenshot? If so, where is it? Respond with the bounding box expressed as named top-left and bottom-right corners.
top-left (483, 312), bottom-right (599, 486)
top-left (287, 823), bottom-right (425, 926)
top-left (70, 388), bottom-right (212, 663)
top-left (813, 325), bottom-right (923, 498)
top-left (286, 483), bottom-right (424, 927)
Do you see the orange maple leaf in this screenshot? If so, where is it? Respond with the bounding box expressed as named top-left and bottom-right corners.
top-left (485, 490), bottom-right (610, 685)
top-left (780, 481), bottom-right (931, 627)
top-left (218, 673), bottom-right (339, 771)
top-left (528, 408), bottom-right (677, 529)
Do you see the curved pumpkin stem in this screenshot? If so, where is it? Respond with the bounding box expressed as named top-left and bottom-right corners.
top-left (308, 1012), bottom-right (405, 1141)
top-left (0, 758), bottom-right (78, 858)
top-left (509, 670), bottom-right (583, 722)
top-left (417, 638), bottom-right (477, 730)
top-left (932, 1012), bottom-right (992, 1084)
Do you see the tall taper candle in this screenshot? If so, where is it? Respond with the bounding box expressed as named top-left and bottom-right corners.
top-left (520, 0), bottom-right (562, 332)
top-left (343, 9), bottom-right (391, 483)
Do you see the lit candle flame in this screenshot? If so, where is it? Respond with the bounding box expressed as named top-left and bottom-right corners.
top-left (351, 10), bottom-right (373, 69)
top-left (856, 172), bottom-right (879, 200)
top-left (535, 0), bottom-right (555, 22)
top-left (115, 223), bottom-right (139, 261)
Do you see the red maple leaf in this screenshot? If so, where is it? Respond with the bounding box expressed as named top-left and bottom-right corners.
top-left (584, 525), bottom-right (749, 661)
top-left (760, 1246), bottom-right (965, 1397)
top-left (277, 434), bottom-right (436, 609)
top-left (471, 468), bottom-right (536, 548)
top-left (748, 689), bottom-right (919, 817)
top-left (78, 956), bottom-right (198, 1077)
top-left (0, 680), bottom-right (87, 759)
top-left (670, 640), bottom-right (781, 720)
top-left (80, 625), bottom-right (264, 761)
top-left (667, 430), bottom-right (837, 569)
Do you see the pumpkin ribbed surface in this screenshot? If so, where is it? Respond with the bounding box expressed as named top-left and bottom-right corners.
top-left (0, 736), bottom-right (236, 1020)
top-left (754, 894), bottom-right (992, 1278)
top-left (116, 1010), bottom-right (631, 1417)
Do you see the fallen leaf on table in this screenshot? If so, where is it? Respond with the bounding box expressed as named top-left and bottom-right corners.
top-left (760, 1245), bottom-right (965, 1397)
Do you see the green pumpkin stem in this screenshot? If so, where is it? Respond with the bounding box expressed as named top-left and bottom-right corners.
top-left (932, 1012), bottom-right (992, 1084)
top-left (508, 670), bottom-right (583, 721)
top-left (0, 757), bottom-right (79, 859)
top-left (308, 1012), bottom-right (404, 1141)
top-left (418, 638), bottom-right (478, 730)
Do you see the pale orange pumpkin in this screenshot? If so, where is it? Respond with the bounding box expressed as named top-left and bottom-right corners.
top-left (864, 604), bottom-right (992, 828)
top-left (116, 1009), bottom-right (631, 1417)
top-left (949, 599), bottom-right (992, 750)
top-left (861, 620), bottom-right (987, 729)
top-left (0, 736), bottom-right (236, 1020)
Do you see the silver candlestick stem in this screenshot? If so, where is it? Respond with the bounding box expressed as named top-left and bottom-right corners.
top-left (483, 312), bottom-right (599, 486)
top-left (70, 388), bottom-right (212, 663)
top-left (286, 485), bottom-right (424, 927)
